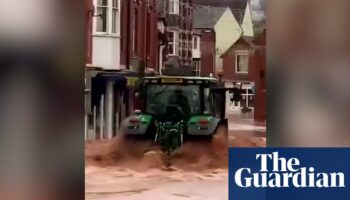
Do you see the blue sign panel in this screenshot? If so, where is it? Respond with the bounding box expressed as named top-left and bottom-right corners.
top-left (229, 148), bottom-right (350, 200)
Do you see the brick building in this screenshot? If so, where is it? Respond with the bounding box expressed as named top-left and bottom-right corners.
top-left (192, 0), bottom-right (254, 73)
top-left (221, 36), bottom-right (253, 82)
top-left (120, 0), bottom-right (165, 73)
top-left (192, 6), bottom-right (226, 77)
top-left (164, 0), bottom-right (194, 75)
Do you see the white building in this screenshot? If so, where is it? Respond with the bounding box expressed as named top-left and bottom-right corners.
top-left (87, 0), bottom-right (123, 140)
top-left (92, 0), bottom-right (121, 70)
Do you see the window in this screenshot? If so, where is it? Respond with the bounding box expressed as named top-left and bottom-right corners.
top-left (169, 0), bottom-right (179, 15)
top-left (168, 31), bottom-right (178, 55)
top-left (183, 4), bottom-right (187, 17)
top-left (204, 88), bottom-right (212, 114)
top-left (178, 33), bottom-right (182, 57)
top-left (94, 0), bottom-right (120, 35)
top-left (235, 51), bottom-right (249, 73)
top-left (193, 36), bottom-right (199, 50)
top-left (146, 85), bottom-right (201, 115)
top-left (194, 60), bottom-right (201, 75)
top-left (111, 0), bottom-right (119, 34)
top-left (96, 0), bottom-right (108, 33)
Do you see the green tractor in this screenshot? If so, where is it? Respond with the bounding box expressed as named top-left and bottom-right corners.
top-left (120, 76), bottom-right (228, 155)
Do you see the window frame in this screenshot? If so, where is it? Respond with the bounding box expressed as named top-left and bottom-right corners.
top-left (93, 0), bottom-right (120, 36)
top-left (168, 31), bottom-right (179, 56)
top-left (169, 0), bottom-right (179, 15)
top-left (111, 0), bottom-right (120, 35)
top-left (235, 50), bottom-right (249, 74)
top-left (193, 36), bottom-right (200, 50)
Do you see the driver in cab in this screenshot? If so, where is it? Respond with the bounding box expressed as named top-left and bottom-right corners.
top-left (169, 89), bottom-right (190, 115)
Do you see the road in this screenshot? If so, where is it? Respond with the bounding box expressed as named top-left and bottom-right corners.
top-left (85, 109), bottom-right (266, 200)
top-left (85, 166), bottom-right (228, 200)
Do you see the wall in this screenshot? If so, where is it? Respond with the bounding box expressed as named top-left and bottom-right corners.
top-left (214, 8), bottom-right (242, 71)
top-left (120, 0), bottom-right (160, 72)
top-left (222, 39), bottom-right (250, 81)
top-left (249, 31), bottom-right (266, 121)
top-left (199, 30), bottom-right (216, 76)
top-left (146, 0), bottom-right (159, 70)
top-left (92, 36), bottom-right (121, 69)
top-left (92, 0), bottom-right (122, 70)
top-left (165, 0), bottom-right (193, 67)
top-left (120, 0), bottom-right (130, 69)
top-left (192, 35), bottom-right (201, 58)
top-left (241, 2), bottom-right (254, 37)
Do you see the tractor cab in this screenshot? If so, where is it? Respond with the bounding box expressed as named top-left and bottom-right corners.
top-left (121, 76), bottom-right (227, 153)
top-left (142, 77), bottom-right (220, 120)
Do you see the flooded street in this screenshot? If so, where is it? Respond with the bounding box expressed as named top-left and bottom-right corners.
top-left (85, 166), bottom-right (228, 200)
top-left (85, 110), bottom-right (266, 200)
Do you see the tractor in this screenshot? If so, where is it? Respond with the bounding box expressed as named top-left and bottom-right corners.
top-left (120, 76), bottom-right (228, 155)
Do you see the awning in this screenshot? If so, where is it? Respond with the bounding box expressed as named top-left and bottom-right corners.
top-left (97, 72), bottom-right (127, 82)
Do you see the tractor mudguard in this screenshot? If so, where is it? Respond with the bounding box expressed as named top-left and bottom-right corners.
top-left (187, 115), bottom-right (223, 136)
top-left (120, 114), bottom-right (153, 135)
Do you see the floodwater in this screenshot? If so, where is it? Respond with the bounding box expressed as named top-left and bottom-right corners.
top-left (85, 110), bottom-right (266, 200)
top-left (85, 166), bottom-right (228, 200)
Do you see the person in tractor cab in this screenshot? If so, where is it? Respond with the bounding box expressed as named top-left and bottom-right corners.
top-left (169, 89), bottom-right (190, 116)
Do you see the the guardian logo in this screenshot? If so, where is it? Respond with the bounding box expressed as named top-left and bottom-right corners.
top-left (234, 152), bottom-right (346, 188)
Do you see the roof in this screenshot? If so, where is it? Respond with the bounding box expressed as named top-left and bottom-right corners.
top-left (193, 6), bottom-right (226, 29)
top-left (220, 36), bottom-right (254, 58)
top-left (193, 0), bottom-right (248, 25)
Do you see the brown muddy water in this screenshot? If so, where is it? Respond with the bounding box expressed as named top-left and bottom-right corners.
top-left (85, 130), bottom-right (265, 200)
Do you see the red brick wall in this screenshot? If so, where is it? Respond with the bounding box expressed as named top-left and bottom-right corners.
top-left (146, 0), bottom-right (159, 71)
top-left (120, 0), bottom-right (130, 68)
top-left (200, 30), bottom-right (215, 76)
top-left (222, 42), bottom-right (250, 81)
top-left (250, 31), bottom-right (266, 121)
top-left (221, 33), bottom-right (266, 121)
top-left (249, 48), bottom-right (266, 121)
top-left (120, 0), bottom-right (159, 71)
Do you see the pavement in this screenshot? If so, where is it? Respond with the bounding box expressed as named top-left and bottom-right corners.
top-left (85, 109), bottom-right (266, 200)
